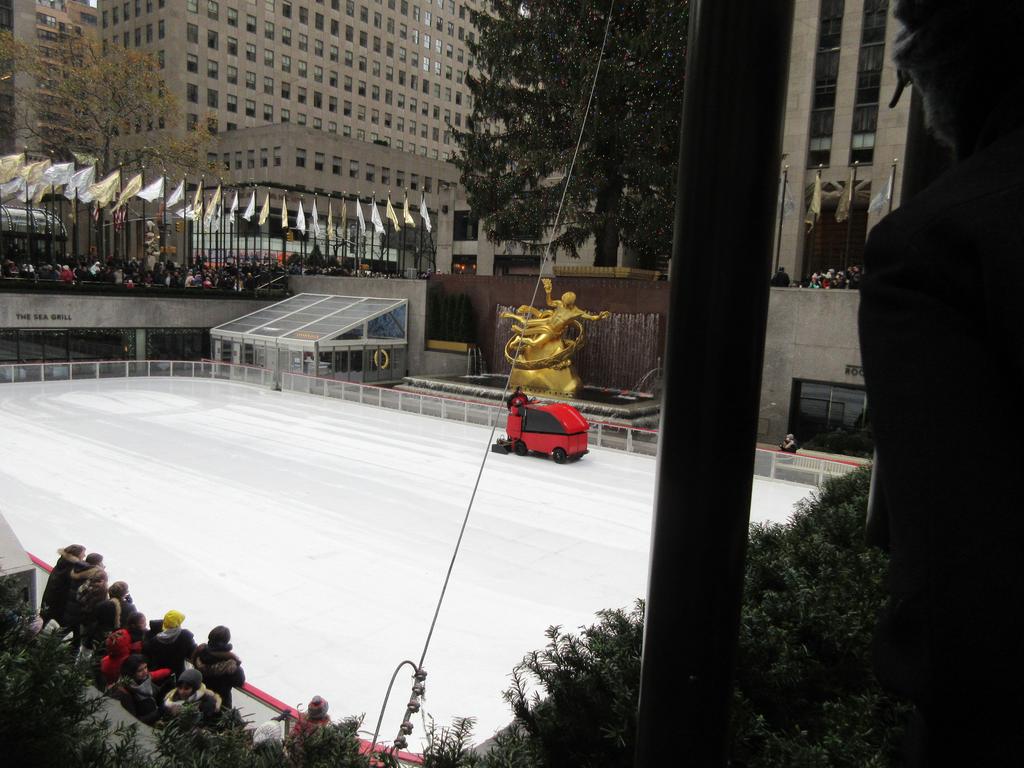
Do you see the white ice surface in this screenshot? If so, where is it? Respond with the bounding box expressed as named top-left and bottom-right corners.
top-left (0, 378), bottom-right (811, 745)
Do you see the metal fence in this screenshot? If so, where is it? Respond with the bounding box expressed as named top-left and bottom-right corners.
top-left (0, 360), bottom-right (861, 486)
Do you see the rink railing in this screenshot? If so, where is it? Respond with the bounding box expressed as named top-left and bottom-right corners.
top-left (0, 360), bottom-right (860, 487)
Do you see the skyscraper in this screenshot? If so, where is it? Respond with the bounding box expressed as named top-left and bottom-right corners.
top-left (774, 0), bottom-right (910, 280)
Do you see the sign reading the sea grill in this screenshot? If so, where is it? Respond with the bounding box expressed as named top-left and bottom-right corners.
top-left (14, 312), bottom-right (73, 323)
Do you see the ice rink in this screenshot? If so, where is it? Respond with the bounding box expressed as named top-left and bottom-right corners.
top-left (0, 377), bottom-right (812, 744)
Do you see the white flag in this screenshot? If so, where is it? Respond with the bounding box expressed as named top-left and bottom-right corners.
top-left (242, 189), bottom-right (256, 221)
top-left (805, 173), bottom-right (821, 230)
top-left (370, 197), bottom-right (386, 235)
top-left (296, 199), bottom-right (306, 235)
top-left (1, 176), bottom-right (26, 200)
top-left (420, 194), bottom-right (432, 232)
top-left (166, 179), bottom-right (185, 207)
top-left (174, 206), bottom-right (191, 219)
top-left (136, 176), bottom-right (165, 202)
top-left (42, 162), bottom-right (75, 187)
top-left (777, 176), bottom-right (795, 219)
top-left (355, 197), bottom-right (366, 235)
top-left (204, 184), bottom-right (222, 226)
top-left (66, 165), bottom-right (95, 200)
top-left (229, 190), bottom-right (239, 217)
top-left (310, 199), bottom-right (321, 237)
top-left (869, 166), bottom-right (895, 214)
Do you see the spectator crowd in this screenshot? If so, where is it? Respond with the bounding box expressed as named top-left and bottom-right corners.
top-left (1, 255), bottom-right (437, 288)
top-left (34, 543), bottom-right (333, 750)
top-left (770, 265), bottom-right (863, 289)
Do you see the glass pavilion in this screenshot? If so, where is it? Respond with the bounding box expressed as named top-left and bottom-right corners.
top-left (210, 293), bottom-right (408, 383)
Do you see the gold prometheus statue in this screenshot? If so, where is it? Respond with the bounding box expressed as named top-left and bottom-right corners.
top-left (501, 278), bottom-right (610, 395)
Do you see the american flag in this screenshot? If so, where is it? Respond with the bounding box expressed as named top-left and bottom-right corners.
top-left (113, 206), bottom-right (127, 232)
top-left (92, 203), bottom-right (100, 222)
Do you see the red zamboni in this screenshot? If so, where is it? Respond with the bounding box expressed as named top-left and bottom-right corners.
top-left (492, 396), bottom-right (590, 464)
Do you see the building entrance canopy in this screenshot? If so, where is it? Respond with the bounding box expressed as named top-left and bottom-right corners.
top-left (210, 293), bottom-right (408, 382)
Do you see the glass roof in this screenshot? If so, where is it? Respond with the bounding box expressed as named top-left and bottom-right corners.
top-left (212, 293), bottom-right (407, 342)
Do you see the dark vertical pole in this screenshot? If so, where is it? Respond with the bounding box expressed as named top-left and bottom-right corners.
top-left (73, 190), bottom-right (79, 262)
top-left (159, 173), bottom-right (166, 265)
top-left (58, 188), bottom-right (65, 261)
top-left (774, 165), bottom-right (788, 273)
top-left (141, 169), bottom-right (147, 267)
top-left (25, 182), bottom-right (34, 266)
top-left (46, 185), bottom-right (54, 264)
top-left (888, 158), bottom-right (899, 215)
top-left (633, 2), bottom-right (794, 766)
top-left (842, 161), bottom-right (858, 270)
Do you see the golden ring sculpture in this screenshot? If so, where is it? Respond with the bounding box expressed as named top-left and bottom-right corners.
top-left (500, 278), bottom-right (610, 396)
top-left (373, 348), bottom-right (391, 370)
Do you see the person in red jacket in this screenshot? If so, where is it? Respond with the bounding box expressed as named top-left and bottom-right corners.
top-left (288, 695), bottom-right (331, 746)
top-left (99, 629), bottom-right (132, 688)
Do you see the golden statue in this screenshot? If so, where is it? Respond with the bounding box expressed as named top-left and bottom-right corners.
top-left (501, 278), bottom-right (610, 395)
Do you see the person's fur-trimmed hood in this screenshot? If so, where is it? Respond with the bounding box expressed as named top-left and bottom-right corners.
top-left (194, 644), bottom-right (242, 676)
top-left (69, 561), bottom-right (104, 583)
top-left (56, 548), bottom-right (84, 565)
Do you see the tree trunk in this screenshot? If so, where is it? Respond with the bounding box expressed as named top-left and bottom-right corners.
top-left (593, 175), bottom-right (623, 267)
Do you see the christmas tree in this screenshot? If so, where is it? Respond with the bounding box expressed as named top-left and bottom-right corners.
top-left (452, 0), bottom-right (688, 269)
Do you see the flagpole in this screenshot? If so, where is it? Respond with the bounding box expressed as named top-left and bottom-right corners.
top-left (25, 175), bottom-right (34, 266)
top-left (58, 181), bottom-right (65, 262)
top-left (221, 181), bottom-right (226, 269)
top-left (888, 158), bottom-right (898, 215)
top-left (116, 164), bottom-right (123, 263)
top-left (139, 165), bottom-right (147, 269)
top-left (843, 161), bottom-right (858, 271)
top-left (774, 164), bottom-right (788, 273)
top-left (159, 170), bottom-right (166, 267)
top-left (417, 215), bottom-right (423, 275)
top-left (804, 165), bottom-right (822, 279)
top-left (47, 183), bottom-right (54, 265)
top-left (73, 187), bottom-right (79, 263)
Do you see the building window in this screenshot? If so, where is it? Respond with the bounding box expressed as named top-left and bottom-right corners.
top-left (314, 152), bottom-right (324, 171)
top-left (296, 148), bottom-right (306, 167)
top-left (807, 0), bottom-right (844, 167)
top-left (186, 83), bottom-right (198, 102)
top-left (789, 379), bottom-right (868, 444)
top-left (187, 53), bottom-right (198, 73)
top-left (349, 159), bottom-right (359, 178)
top-left (850, 0), bottom-right (888, 164)
top-left (207, 29), bottom-right (218, 49)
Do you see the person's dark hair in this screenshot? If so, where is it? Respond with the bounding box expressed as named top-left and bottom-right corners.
top-left (893, 0), bottom-right (1024, 157)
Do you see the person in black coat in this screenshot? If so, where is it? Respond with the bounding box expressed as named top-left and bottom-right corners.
top-left (192, 625), bottom-right (245, 709)
top-left (858, 2), bottom-right (1024, 762)
top-left (142, 610), bottom-right (197, 678)
top-left (39, 545), bottom-right (85, 626)
top-left (62, 553), bottom-right (105, 648)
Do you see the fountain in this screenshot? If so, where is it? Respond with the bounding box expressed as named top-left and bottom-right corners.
top-left (400, 280), bottom-right (664, 426)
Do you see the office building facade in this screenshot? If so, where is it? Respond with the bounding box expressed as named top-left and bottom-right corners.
top-left (96, 0), bottom-right (484, 272)
top-left (774, 0), bottom-right (911, 281)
